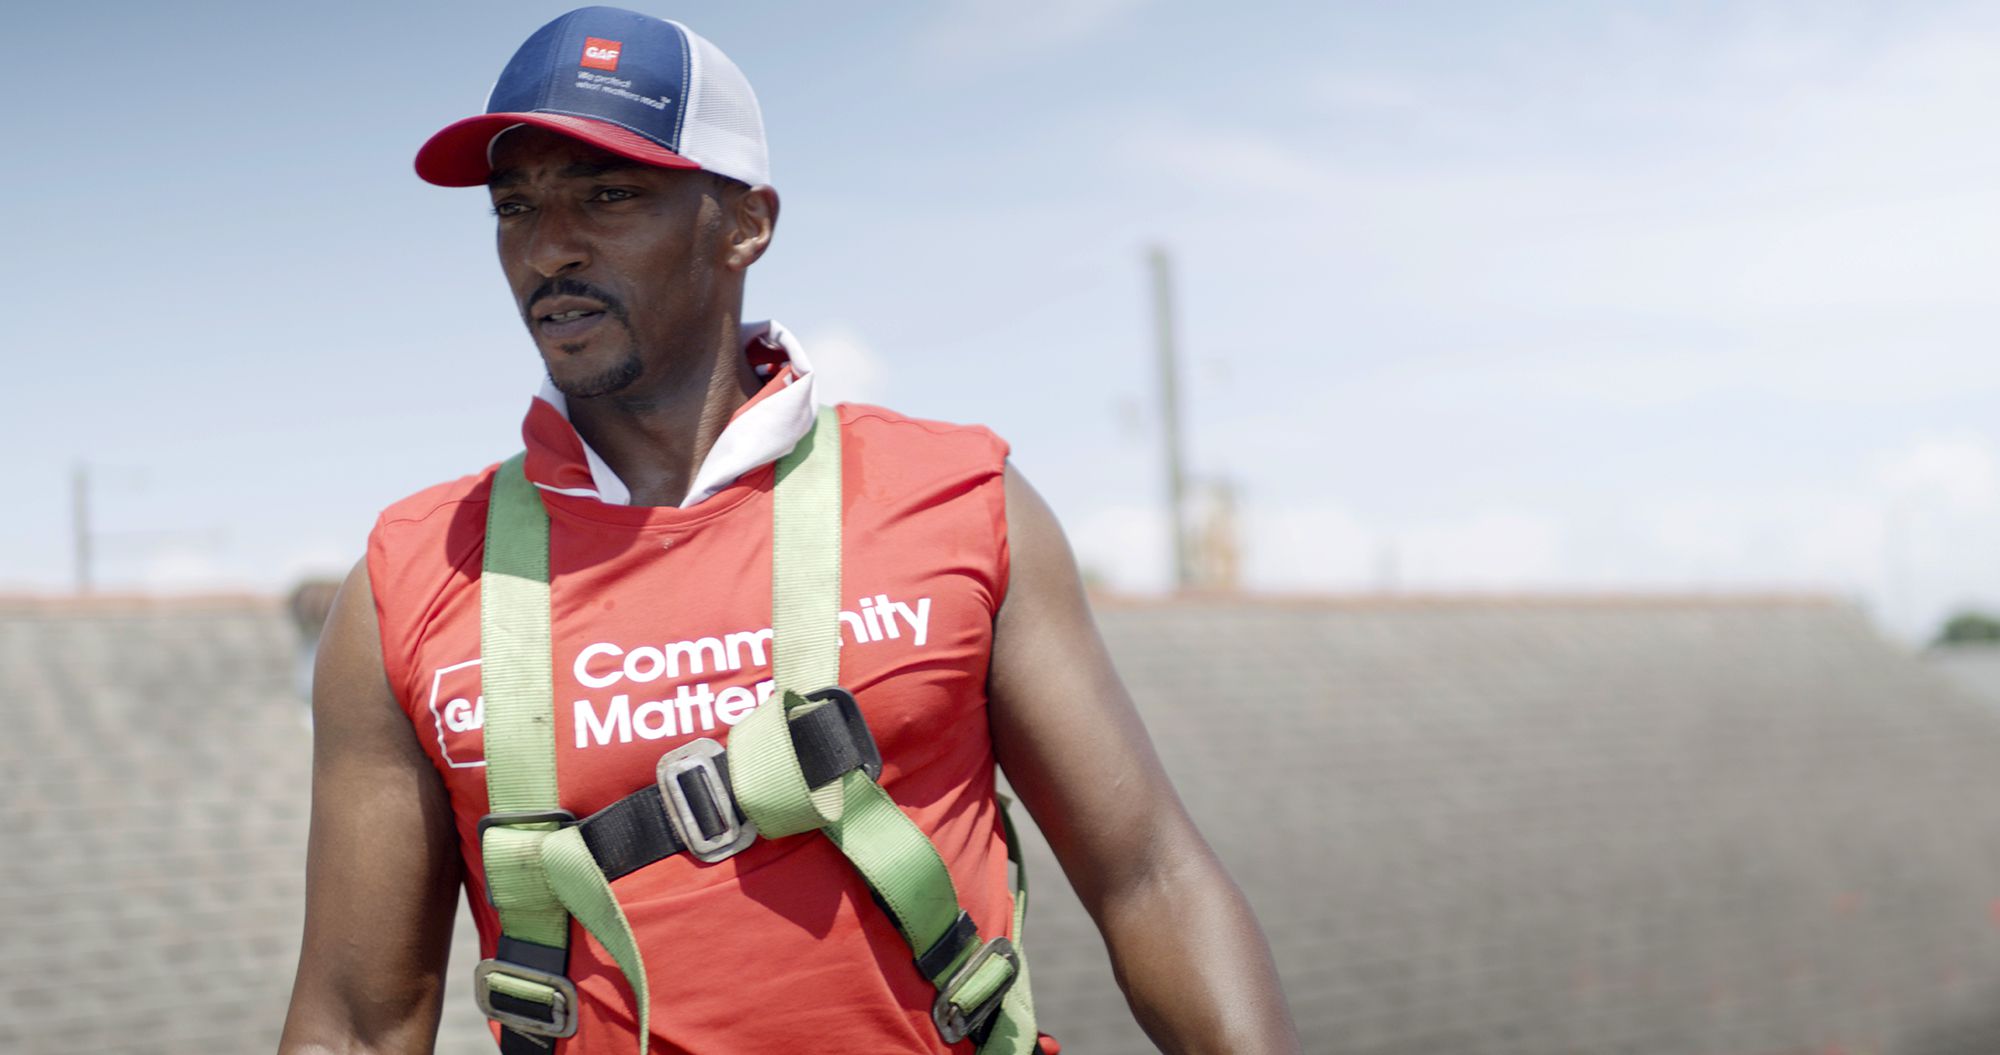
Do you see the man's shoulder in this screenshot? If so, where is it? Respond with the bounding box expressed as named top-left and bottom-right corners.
top-left (365, 464), bottom-right (502, 637)
top-left (831, 403), bottom-right (1010, 519)
top-left (375, 463), bottom-right (503, 532)
top-left (368, 464), bottom-right (504, 586)
top-left (835, 402), bottom-right (1010, 462)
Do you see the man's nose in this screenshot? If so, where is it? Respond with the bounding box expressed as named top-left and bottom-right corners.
top-left (524, 209), bottom-right (590, 277)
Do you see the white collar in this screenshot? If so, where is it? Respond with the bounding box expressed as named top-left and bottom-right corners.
top-left (532, 319), bottom-right (820, 508)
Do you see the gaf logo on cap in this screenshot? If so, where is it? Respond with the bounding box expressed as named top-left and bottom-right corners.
top-left (581, 36), bottom-right (622, 70)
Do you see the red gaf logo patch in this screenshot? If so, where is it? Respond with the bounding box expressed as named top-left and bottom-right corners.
top-left (581, 37), bottom-right (623, 71)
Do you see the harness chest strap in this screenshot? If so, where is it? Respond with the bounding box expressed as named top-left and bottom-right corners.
top-left (474, 407), bottom-right (1036, 1053)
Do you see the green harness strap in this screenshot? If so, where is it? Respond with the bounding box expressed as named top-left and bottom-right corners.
top-left (725, 409), bottom-right (849, 838)
top-left (477, 409), bottom-right (1036, 1053)
top-left (735, 408), bottom-right (1036, 1053)
top-left (481, 455), bottom-right (649, 1054)
top-left (988, 799), bottom-right (1040, 1054)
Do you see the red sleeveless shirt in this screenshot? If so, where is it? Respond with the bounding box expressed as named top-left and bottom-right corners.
top-left (367, 375), bottom-right (1014, 1053)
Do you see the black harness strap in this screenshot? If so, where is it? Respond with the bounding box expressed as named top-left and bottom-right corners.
top-left (573, 700), bottom-right (876, 881)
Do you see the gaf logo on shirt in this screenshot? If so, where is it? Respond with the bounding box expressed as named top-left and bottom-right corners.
top-left (581, 37), bottom-right (622, 71)
top-left (427, 658), bottom-right (486, 769)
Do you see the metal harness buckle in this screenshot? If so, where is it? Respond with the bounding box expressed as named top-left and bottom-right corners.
top-left (472, 958), bottom-right (580, 1038)
top-left (932, 936), bottom-right (1020, 1045)
top-left (658, 737), bottom-right (758, 863)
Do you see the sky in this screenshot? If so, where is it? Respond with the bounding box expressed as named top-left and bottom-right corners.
top-left (5, 0), bottom-right (1999, 641)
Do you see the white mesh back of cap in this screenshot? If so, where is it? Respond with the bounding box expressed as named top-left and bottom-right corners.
top-left (674, 22), bottom-right (770, 187)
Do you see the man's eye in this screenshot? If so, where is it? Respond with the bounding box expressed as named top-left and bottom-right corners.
top-left (592, 187), bottom-right (637, 203)
top-left (491, 200), bottom-right (529, 218)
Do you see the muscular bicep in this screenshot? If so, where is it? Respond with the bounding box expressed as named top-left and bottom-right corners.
top-left (279, 558), bottom-right (461, 1054)
top-left (987, 463), bottom-right (1207, 913)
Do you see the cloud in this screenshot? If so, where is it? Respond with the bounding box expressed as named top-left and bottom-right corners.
top-left (275, 541), bottom-right (358, 588)
top-left (985, 7), bottom-right (2000, 639)
top-left (1637, 491), bottom-right (1886, 590)
top-left (1069, 503), bottom-right (1171, 593)
top-left (1878, 435), bottom-right (1999, 512)
top-left (1095, 497), bottom-right (1562, 595)
top-left (916, 0), bottom-right (1151, 67)
top-left (799, 323), bottom-right (889, 408)
top-left (106, 532), bottom-right (354, 596)
top-left (1056, 428), bottom-right (2000, 644)
top-left (1241, 503), bottom-right (1377, 592)
top-left (1312, 72), bottom-right (1431, 117)
top-left (1399, 509), bottom-right (1567, 590)
top-left (1116, 124), bottom-right (1329, 197)
top-left (136, 545), bottom-right (234, 593)
top-left (1095, 7), bottom-right (2000, 412)
top-left (1071, 497), bottom-right (1385, 595)
top-left (1600, 434), bottom-right (2000, 636)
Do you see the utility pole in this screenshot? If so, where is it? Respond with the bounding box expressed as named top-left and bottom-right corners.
top-left (1149, 245), bottom-right (1194, 592)
top-left (72, 462), bottom-right (92, 594)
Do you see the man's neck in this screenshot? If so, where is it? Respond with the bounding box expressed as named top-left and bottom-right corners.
top-left (564, 320), bottom-right (763, 507)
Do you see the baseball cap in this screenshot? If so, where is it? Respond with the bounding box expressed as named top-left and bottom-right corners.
top-left (415, 6), bottom-right (769, 188)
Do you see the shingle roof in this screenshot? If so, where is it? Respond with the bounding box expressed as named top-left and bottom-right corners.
top-left (1926, 642), bottom-right (2000, 709)
top-left (0, 598), bottom-right (494, 1055)
top-left (8, 595), bottom-right (2000, 1055)
top-left (1022, 596), bottom-right (2000, 1055)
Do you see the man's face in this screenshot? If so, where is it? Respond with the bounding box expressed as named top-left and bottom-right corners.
top-left (486, 126), bottom-right (729, 399)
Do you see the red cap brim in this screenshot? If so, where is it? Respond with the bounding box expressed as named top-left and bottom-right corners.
top-left (414, 112), bottom-right (703, 187)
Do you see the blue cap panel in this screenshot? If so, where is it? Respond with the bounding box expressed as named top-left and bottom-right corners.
top-left (485, 6), bottom-right (691, 153)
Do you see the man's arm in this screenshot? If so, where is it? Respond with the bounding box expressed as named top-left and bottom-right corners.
top-left (987, 463), bottom-right (1302, 1054)
top-left (279, 558), bottom-right (463, 1054)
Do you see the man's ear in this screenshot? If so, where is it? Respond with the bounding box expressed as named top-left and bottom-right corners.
top-left (723, 185), bottom-right (779, 271)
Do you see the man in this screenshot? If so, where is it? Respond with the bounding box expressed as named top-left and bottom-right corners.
top-left (279, 8), bottom-right (1298, 1054)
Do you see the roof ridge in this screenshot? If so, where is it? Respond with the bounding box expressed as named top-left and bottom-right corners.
top-left (0, 593), bottom-right (282, 613)
top-left (1084, 590), bottom-right (1851, 610)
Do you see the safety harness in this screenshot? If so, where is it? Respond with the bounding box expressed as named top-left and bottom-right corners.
top-left (471, 407), bottom-right (1038, 1054)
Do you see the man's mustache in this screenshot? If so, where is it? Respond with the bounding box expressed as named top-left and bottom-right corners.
top-left (523, 277), bottom-right (631, 324)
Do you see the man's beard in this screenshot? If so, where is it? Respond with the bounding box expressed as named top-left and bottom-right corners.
top-left (523, 275), bottom-right (641, 399)
top-left (549, 350), bottom-right (644, 399)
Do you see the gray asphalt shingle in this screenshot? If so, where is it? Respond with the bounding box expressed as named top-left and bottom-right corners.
top-left (1927, 642), bottom-right (2000, 709)
top-left (8, 595), bottom-right (2000, 1054)
top-left (1020, 597), bottom-right (2000, 1055)
top-left (0, 601), bottom-right (495, 1055)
